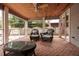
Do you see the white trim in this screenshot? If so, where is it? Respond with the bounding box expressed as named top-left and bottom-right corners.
top-left (3, 6), bottom-right (9, 44)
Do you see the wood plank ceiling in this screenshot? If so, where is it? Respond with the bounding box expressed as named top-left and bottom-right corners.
top-left (3, 3), bottom-right (72, 20)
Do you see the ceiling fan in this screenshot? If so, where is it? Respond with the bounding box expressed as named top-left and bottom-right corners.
top-left (33, 3), bottom-right (48, 13)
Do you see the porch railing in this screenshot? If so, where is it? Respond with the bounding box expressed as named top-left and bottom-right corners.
top-left (0, 28), bottom-right (25, 36)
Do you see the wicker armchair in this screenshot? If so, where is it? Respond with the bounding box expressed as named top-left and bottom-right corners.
top-left (41, 29), bottom-right (54, 42)
top-left (30, 29), bottom-right (39, 41)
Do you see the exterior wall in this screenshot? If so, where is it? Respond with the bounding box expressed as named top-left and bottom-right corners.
top-left (66, 8), bottom-right (71, 42)
top-left (70, 4), bottom-right (79, 47)
top-left (59, 12), bottom-right (66, 35)
top-left (59, 8), bottom-right (70, 42)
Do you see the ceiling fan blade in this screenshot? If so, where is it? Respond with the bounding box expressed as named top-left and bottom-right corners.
top-left (33, 3), bottom-right (38, 13)
top-left (38, 4), bottom-right (48, 8)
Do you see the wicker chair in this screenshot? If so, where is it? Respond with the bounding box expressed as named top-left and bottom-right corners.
top-left (41, 29), bottom-right (54, 42)
top-left (30, 29), bottom-right (39, 41)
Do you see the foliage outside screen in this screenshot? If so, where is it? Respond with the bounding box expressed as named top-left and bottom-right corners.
top-left (9, 15), bottom-right (49, 28)
top-left (28, 20), bottom-right (43, 28)
top-left (9, 15), bottom-right (25, 28)
top-left (28, 20), bottom-right (49, 28)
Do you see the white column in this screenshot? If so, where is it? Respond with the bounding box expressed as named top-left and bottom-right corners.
top-left (25, 20), bottom-right (28, 36)
top-left (42, 17), bottom-right (45, 30)
top-left (64, 12), bottom-right (67, 40)
top-left (48, 20), bottom-right (51, 27)
top-left (68, 8), bottom-right (71, 42)
top-left (59, 18), bottom-right (62, 38)
top-left (3, 6), bottom-right (9, 44)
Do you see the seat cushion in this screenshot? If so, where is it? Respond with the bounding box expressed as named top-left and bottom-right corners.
top-left (42, 35), bottom-right (52, 37)
top-left (31, 35), bottom-right (39, 37)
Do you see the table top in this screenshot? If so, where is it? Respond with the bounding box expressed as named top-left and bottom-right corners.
top-left (4, 41), bottom-right (36, 52)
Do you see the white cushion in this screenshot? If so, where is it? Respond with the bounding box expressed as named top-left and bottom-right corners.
top-left (31, 35), bottom-right (39, 37)
top-left (43, 35), bottom-right (52, 37)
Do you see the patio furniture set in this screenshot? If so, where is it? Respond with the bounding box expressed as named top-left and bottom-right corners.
top-left (30, 28), bottom-right (54, 42)
top-left (3, 28), bottom-right (54, 56)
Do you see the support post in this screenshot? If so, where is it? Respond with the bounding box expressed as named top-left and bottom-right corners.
top-left (25, 20), bottom-right (28, 36)
top-left (42, 17), bottom-right (45, 30)
top-left (48, 20), bottom-right (51, 27)
top-left (3, 6), bottom-right (9, 44)
top-left (59, 18), bottom-right (62, 38)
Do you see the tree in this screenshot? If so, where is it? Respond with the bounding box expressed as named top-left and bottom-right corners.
top-left (9, 15), bottom-right (25, 28)
top-left (28, 20), bottom-right (43, 28)
top-left (9, 15), bottom-right (25, 35)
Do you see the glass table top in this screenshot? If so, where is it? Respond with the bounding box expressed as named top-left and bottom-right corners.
top-left (4, 41), bottom-right (36, 51)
